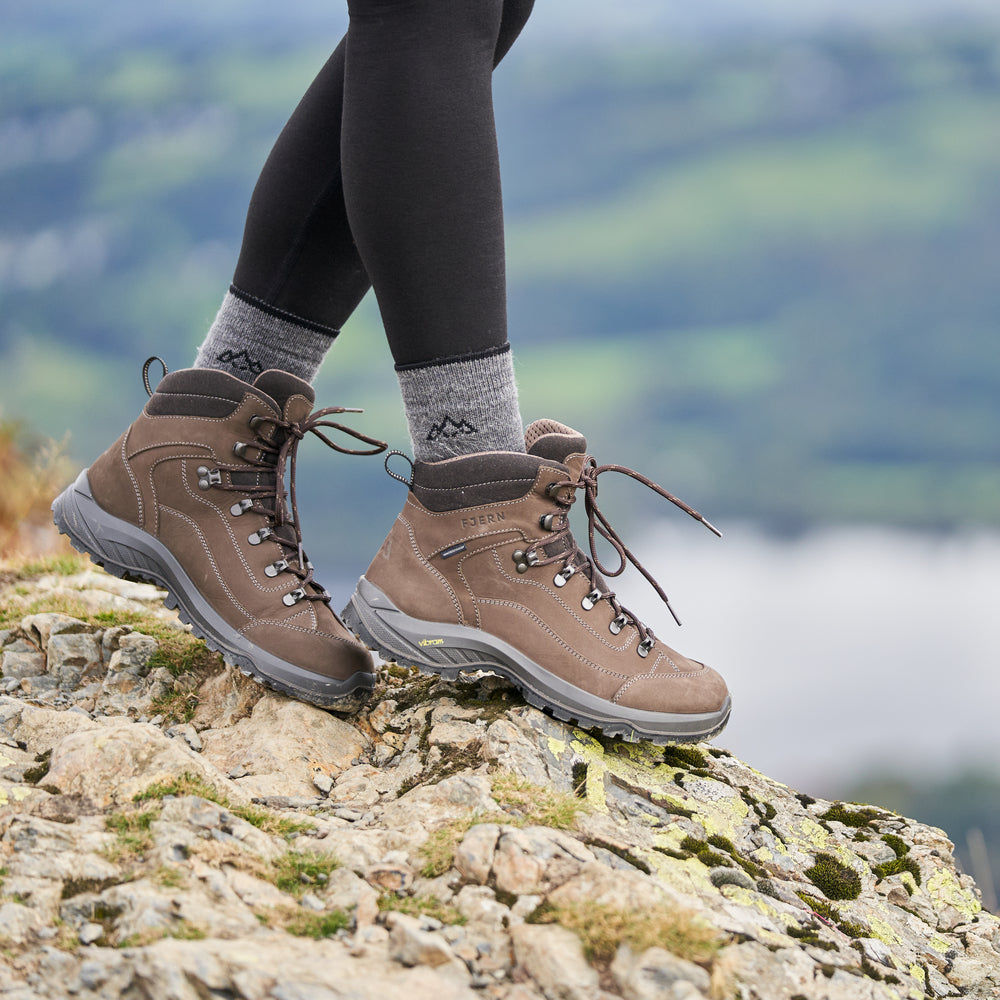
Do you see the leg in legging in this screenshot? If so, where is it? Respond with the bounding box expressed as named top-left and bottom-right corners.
top-left (342, 0), bottom-right (527, 459)
top-left (196, 0), bottom-right (533, 404)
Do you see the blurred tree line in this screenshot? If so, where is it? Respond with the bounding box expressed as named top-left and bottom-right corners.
top-left (2, 8), bottom-right (999, 556)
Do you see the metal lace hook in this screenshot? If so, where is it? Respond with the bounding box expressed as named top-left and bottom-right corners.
top-left (385, 450), bottom-right (414, 487)
top-left (142, 357), bottom-right (168, 397)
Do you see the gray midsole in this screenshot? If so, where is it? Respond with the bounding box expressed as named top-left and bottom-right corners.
top-left (350, 576), bottom-right (729, 736)
top-left (53, 469), bottom-right (369, 698)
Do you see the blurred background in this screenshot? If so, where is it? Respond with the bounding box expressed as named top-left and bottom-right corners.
top-left (2, 0), bottom-right (997, 905)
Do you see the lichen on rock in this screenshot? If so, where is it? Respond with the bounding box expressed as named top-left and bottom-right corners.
top-left (0, 562), bottom-right (998, 1000)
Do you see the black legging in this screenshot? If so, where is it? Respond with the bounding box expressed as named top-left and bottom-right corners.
top-left (231, 0), bottom-right (534, 367)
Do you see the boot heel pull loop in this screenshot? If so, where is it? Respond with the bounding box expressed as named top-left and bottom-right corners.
top-left (385, 450), bottom-right (414, 487)
top-left (142, 357), bottom-right (169, 398)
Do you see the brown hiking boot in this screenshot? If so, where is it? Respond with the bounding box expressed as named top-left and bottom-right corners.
top-left (52, 361), bottom-right (385, 711)
top-left (343, 419), bottom-right (731, 742)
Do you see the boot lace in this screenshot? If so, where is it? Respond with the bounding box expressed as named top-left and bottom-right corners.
top-left (216, 407), bottom-right (387, 605)
top-left (525, 458), bottom-right (721, 652)
top-left (143, 358), bottom-right (386, 606)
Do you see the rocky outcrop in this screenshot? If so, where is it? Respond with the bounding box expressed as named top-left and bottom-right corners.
top-left (1, 565), bottom-right (998, 999)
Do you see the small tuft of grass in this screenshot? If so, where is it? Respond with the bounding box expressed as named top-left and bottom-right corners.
top-left (118, 920), bottom-right (206, 948)
top-left (272, 850), bottom-right (339, 897)
top-left (378, 893), bottom-right (467, 926)
top-left (414, 772), bottom-right (588, 880)
top-left (104, 805), bottom-right (161, 863)
top-left (134, 771), bottom-right (227, 805)
top-left (0, 594), bottom-right (92, 629)
top-left (12, 552), bottom-right (89, 580)
top-left (151, 866), bottom-right (185, 889)
top-left (149, 688), bottom-right (200, 725)
top-left (134, 771), bottom-right (313, 841)
top-left (89, 609), bottom-right (223, 679)
top-left (0, 421), bottom-right (72, 562)
top-left (284, 908), bottom-right (352, 939)
top-left (419, 819), bottom-right (472, 879)
top-left (491, 771), bottom-right (587, 830)
top-left (529, 899), bottom-right (720, 966)
top-left (233, 804), bottom-right (314, 839)
top-left (168, 921), bottom-right (207, 941)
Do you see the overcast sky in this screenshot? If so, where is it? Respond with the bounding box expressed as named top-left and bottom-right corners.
top-left (15, 0), bottom-right (1000, 52)
top-left (525, 0), bottom-right (999, 43)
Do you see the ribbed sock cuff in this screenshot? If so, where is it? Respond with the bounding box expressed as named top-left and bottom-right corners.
top-left (397, 345), bottom-right (525, 461)
top-left (194, 288), bottom-right (337, 384)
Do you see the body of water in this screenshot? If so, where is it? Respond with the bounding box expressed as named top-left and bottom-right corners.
top-left (624, 523), bottom-right (1000, 798)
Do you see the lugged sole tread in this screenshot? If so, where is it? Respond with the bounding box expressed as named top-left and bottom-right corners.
top-left (341, 596), bottom-right (728, 746)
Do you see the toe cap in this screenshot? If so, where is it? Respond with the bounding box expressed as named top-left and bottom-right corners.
top-left (613, 652), bottom-right (730, 716)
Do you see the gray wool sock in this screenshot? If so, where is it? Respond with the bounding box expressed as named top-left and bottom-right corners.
top-left (397, 345), bottom-right (525, 462)
top-left (194, 289), bottom-right (336, 384)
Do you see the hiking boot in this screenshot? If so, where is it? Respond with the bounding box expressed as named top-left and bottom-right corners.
top-left (52, 361), bottom-right (385, 711)
top-left (343, 419), bottom-right (731, 742)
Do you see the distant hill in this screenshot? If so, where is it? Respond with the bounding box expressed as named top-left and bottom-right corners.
top-left (3, 10), bottom-right (1000, 565)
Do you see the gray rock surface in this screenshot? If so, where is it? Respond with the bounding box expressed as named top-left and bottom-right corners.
top-left (1, 565), bottom-right (998, 1000)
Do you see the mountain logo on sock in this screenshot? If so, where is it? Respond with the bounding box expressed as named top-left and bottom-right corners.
top-left (427, 415), bottom-right (478, 441)
top-left (217, 349), bottom-right (264, 377)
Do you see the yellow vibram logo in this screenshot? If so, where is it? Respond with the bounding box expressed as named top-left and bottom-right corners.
top-left (418, 638), bottom-right (445, 647)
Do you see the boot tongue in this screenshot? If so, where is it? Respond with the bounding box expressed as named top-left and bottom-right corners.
top-left (230, 370), bottom-right (316, 520)
top-left (253, 370), bottom-right (315, 423)
top-left (525, 420), bottom-right (591, 563)
top-left (525, 419), bottom-right (588, 465)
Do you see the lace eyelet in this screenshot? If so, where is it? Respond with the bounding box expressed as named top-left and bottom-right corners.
top-left (283, 587), bottom-right (307, 607)
top-left (512, 548), bottom-right (538, 574)
top-left (539, 513), bottom-right (558, 531)
top-left (248, 527), bottom-right (273, 546)
top-left (609, 614), bottom-right (628, 635)
top-left (544, 481), bottom-right (564, 498)
top-left (265, 559), bottom-right (289, 578)
top-left (581, 588), bottom-right (601, 611)
top-left (233, 441), bottom-right (250, 459)
top-left (196, 466), bottom-right (221, 490)
top-left (553, 565), bottom-right (576, 588)
top-left (248, 414), bottom-right (267, 430)
top-left (638, 637), bottom-right (655, 658)
top-left (230, 499), bottom-right (254, 516)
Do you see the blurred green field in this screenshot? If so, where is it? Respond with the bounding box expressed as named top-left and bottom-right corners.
top-left (2, 13), bottom-right (1000, 553)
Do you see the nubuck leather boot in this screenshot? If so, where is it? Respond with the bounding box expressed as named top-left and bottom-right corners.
top-left (53, 360), bottom-right (384, 711)
top-left (344, 419), bottom-right (731, 742)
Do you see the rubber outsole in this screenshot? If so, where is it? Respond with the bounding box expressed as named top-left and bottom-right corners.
top-left (51, 469), bottom-right (373, 713)
top-left (342, 576), bottom-right (730, 745)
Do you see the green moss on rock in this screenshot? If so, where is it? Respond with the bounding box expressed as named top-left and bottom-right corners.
top-left (662, 745), bottom-right (708, 770)
top-left (819, 803), bottom-right (882, 828)
top-left (873, 855), bottom-right (921, 887)
top-left (805, 853), bottom-right (862, 900)
top-left (679, 836), bottom-right (731, 869)
top-left (881, 833), bottom-right (909, 858)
